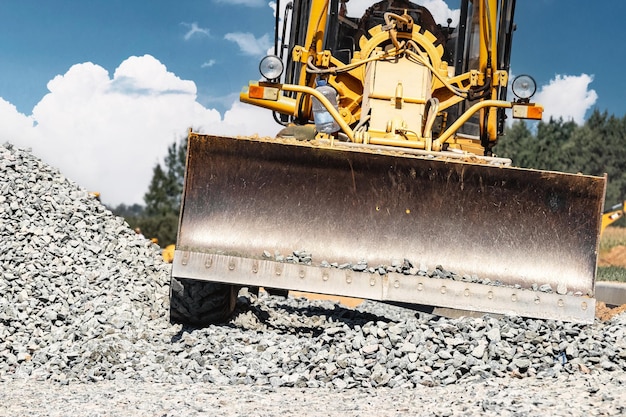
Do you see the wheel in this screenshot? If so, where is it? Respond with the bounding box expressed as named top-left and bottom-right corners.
top-left (169, 277), bottom-right (238, 326)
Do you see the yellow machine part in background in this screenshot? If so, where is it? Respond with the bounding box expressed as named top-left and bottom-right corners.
top-left (601, 201), bottom-right (625, 234)
top-left (162, 244), bottom-right (176, 263)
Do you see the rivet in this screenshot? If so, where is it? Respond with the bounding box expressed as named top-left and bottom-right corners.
top-left (511, 294), bottom-right (517, 302)
top-left (534, 296), bottom-right (540, 305)
top-left (251, 260), bottom-right (258, 273)
top-left (487, 291), bottom-right (494, 300)
top-left (299, 269), bottom-right (305, 279)
top-left (204, 255), bottom-right (212, 268)
top-left (558, 299), bottom-right (564, 307)
top-left (346, 273), bottom-right (352, 284)
top-left (581, 301), bottom-right (588, 311)
top-left (369, 277), bottom-right (376, 286)
top-left (228, 260), bottom-right (236, 271)
top-left (464, 288), bottom-right (470, 297)
top-left (275, 264), bottom-right (282, 276)
top-left (417, 283), bottom-right (424, 291)
top-left (440, 286), bottom-right (447, 294)
top-left (322, 271), bottom-right (329, 281)
top-left (394, 280), bottom-right (400, 288)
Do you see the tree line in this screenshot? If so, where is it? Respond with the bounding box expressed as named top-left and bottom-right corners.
top-left (110, 109), bottom-right (626, 246)
top-left (495, 109), bottom-right (626, 208)
top-left (110, 139), bottom-right (187, 246)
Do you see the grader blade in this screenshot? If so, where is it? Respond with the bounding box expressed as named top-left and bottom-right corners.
top-left (173, 133), bottom-right (606, 323)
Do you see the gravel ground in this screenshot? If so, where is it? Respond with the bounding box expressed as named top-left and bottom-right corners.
top-left (1, 142), bottom-right (626, 416)
top-left (2, 373), bottom-right (626, 416)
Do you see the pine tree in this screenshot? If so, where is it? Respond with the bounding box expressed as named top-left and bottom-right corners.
top-left (138, 137), bottom-right (188, 245)
top-left (498, 111), bottom-right (626, 210)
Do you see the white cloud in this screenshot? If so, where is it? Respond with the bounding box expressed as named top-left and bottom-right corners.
top-left (182, 22), bottom-right (211, 40)
top-left (419, 0), bottom-right (459, 25)
top-left (345, 0), bottom-right (458, 25)
top-left (535, 74), bottom-right (597, 125)
top-left (201, 59), bottom-right (217, 68)
top-left (0, 98), bottom-right (36, 139)
top-left (224, 32), bottom-right (272, 57)
top-left (0, 55), bottom-right (279, 206)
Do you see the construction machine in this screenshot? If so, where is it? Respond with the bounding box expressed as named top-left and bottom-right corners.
top-left (169, 0), bottom-right (607, 325)
top-left (601, 201), bottom-right (625, 234)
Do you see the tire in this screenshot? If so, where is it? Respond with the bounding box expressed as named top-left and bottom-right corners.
top-left (169, 277), bottom-right (238, 326)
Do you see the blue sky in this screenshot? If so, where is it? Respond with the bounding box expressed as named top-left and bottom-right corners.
top-left (511, 0), bottom-right (626, 119)
top-left (0, 0), bottom-right (275, 115)
top-left (0, 0), bottom-right (619, 205)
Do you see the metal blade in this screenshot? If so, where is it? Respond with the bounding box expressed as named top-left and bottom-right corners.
top-left (177, 134), bottom-right (605, 297)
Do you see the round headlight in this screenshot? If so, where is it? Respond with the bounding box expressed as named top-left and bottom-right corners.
top-left (259, 55), bottom-right (284, 80)
top-left (512, 75), bottom-right (537, 100)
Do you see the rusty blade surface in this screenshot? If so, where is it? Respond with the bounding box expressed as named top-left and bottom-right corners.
top-left (177, 134), bottom-right (606, 295)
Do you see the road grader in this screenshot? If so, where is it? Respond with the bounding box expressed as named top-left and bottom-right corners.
top-left (169, 0), bottom-right (606, 325)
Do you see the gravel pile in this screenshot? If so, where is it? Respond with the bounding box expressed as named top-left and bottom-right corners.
top-left (0, 143), bottom-right (172, 384)
top-left (1, 142), bottom-right (625, 414)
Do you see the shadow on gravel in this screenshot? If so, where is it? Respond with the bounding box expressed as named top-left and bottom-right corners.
top-left (169, 294), bottom-right (439, 341)
top-left (225, 294), bottom-right (420, 337)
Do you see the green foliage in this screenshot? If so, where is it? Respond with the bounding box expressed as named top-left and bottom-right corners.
top-left (110, 136), bottom-right (188, 247)
top-left (144, 140), bottom-right (187, 217)
top-left (597, 266), bottom-right (626, 282)
top-left (134, 212), bottom-right (180, 247)
top-left (110, 203), bottom-right (144, 218)
top-left (138, 139), bottom-right (187, 246)
top-left (496, 109), bottom-right (626, 209)
top-left (600, 226), bottom-right (626, 253)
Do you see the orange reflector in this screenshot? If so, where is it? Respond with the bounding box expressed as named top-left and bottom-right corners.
top-left (249, 85), bottom-right (264, 99)
top-left (248, 84), bottom-right (279, 100)
top-left (512, 103), bottom-right (543, 120)
top-left (526, 104), bottom-right (543, 119)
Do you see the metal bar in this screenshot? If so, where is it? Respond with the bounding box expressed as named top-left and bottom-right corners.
top-left (595, 281), bottom-right (626, 307)
top-left (436, 99), bottom-right (512, 145)
top-left (172, 250), bottom-right (596, 324)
